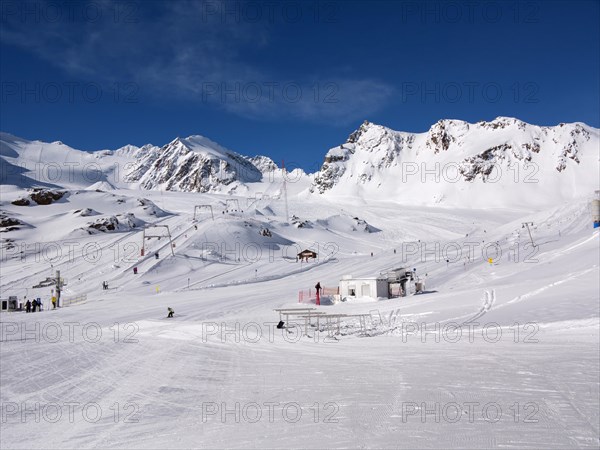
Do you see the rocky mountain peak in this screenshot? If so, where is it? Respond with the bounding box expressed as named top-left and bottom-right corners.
top-left (124, 134), bottom-right (265, 193)
top-left (309, 118), bottom-right (599, 206)
top-left (347, 120), bottom-right (373, 144)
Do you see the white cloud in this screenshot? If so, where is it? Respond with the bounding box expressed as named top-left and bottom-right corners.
top-left (2, 0), bottom-right (393, 123)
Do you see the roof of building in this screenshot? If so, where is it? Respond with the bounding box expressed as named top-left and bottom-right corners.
top-left (340, 276), bottom-right (386, 281)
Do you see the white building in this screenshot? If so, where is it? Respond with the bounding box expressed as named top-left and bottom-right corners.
top-left (339, 275), bottom-right (389, 300)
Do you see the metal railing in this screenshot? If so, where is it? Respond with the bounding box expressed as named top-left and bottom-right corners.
top-left (61, 294), bottom-right (87, 307)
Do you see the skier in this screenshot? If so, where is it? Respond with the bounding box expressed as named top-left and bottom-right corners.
top-left (31, 299), bottom-right (37, 312)
top-left (315, 282), bottom-right (322, 306)
top-left (133, 267), bottom-right (138, 275)
top-left (167, 307), bottom-right (174, 318)
top-left (155, 252), bottom-right (159, 260)
top-left (25, 300), bottom-right (31, 313)
top-left (51, 296), bottom-right (57, 309)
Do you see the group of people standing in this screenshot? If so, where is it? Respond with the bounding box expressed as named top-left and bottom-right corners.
top-left (25, 299), bottom-right (42, 313)
top-left (23, 296), bottom-right (57, 312)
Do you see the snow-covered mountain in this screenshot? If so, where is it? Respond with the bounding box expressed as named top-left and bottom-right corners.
top-left (0, 132), bottom-right (279, 194)
top-left (310, 117), bottom-right (600, 208)
top-left (125, 136), bottom-right (276, 193)
top-left (2, 117), bottom-right (598, 206)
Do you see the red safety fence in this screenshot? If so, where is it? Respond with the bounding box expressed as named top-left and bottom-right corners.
top-left (298, 287), bottom-right (339, 304)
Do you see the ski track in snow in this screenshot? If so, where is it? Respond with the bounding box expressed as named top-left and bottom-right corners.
top-left (462, 289), bottom-right (496, 325)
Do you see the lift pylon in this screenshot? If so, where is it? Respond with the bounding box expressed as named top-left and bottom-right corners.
top-left (142, 225), bottom-right (175, 256)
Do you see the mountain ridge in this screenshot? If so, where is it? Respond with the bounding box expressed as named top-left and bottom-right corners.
top-left (1, 117), bottom-right (598, 206)
top-left (309, 117), bottom-right (599, 208)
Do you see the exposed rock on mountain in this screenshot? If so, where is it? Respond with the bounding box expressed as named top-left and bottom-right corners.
top-left (310, 117), bottom-right (599, 207)
top-left (125, 136), bottom-right (268, 193)
top-left (81, 213), bottom-right (144, 234)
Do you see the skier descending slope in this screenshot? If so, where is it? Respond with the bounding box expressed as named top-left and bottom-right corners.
top-left (167, 307), bottom-right (174, 318)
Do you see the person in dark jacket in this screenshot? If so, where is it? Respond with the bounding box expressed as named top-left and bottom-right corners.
top-left (25, 300), bottom-right (31, 313)
top-left (167, 307), bottom-right (174, 318)
top-left (31, 299), bottom-right (37, 312)
top-left (315, 282), bottom-right (322, 305)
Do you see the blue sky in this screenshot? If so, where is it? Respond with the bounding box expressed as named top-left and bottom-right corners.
top-left (1, 0), bottom-right (599, 171)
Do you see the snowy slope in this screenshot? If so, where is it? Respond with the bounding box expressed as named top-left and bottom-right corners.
top-left (0, 132), bottom-right (148, 191)
top-left (311, 117), bottom-right (600, 208)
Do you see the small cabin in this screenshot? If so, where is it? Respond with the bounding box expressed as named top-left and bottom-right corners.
top-left (297, 249), bottom-right (317, 261)
top-left (339, 275), bottom-right (389, 299)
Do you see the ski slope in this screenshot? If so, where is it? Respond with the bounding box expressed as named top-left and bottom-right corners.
top-left (1, 177), bottom-right (599, 449)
